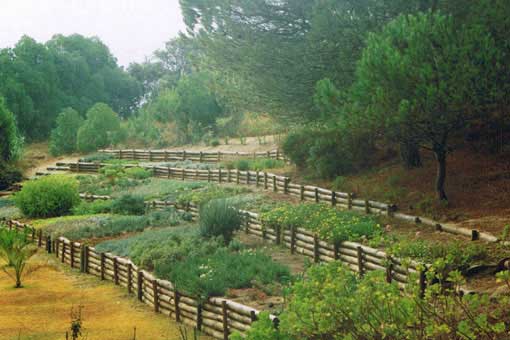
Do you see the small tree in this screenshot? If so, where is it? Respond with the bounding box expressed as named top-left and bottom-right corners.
top-left (49, 108), bottom-right (83, 155)
top-left (352, 11), bottom-right (498, 200)
top-left (77, 103), bottom-right (123, 152)
top-left (49, 108), bottom-right (83, 156)
top-left (0, 228), bottom-right (36, 288)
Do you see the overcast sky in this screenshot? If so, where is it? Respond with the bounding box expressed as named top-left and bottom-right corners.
top-left (0, 0), bottom-right (185, 67)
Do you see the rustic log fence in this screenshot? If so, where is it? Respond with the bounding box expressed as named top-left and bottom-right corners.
top-left (1, 219), bottom-right (278, 339)
top-left (54, 161), bottom-right (498, 243)
top-left (97, 149), bottom-right (288, 163)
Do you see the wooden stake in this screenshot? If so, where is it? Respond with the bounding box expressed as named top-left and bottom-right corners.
top-left (137, 271), bottom-right (144, 301)
top-left (222, 300), bottom-right (229, 340)
top-left (100, 253), bottom-right (106, 280)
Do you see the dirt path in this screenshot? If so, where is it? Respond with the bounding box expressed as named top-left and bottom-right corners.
top-left (18, 142), bottom-right (81, 178)
top-left (0, 251), bottom-right (209, 340)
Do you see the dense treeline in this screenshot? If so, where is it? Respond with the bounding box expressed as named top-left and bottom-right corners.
top-left (176, 0), bottom-right (510, 200)
top-left (0, 34), bottom-right (141, 141)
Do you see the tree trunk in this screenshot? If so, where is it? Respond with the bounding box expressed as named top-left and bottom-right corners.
top-left (400, 141), bottom-right (422, 169)
top-left (434, 148), bottom-right (448, 201)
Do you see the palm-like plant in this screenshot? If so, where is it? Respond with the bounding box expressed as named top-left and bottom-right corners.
top-left (0, 227), bottom-right (36, 288)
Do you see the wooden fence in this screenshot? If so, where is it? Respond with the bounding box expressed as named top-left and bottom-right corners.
top-left (55, 161), bottom-right (498, 244)
top-left (1, 219), bottom-right (278, 339)
top-left (97, 149), bottom-right (287, 163)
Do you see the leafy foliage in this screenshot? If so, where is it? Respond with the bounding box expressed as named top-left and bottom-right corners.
top-left (77, 103), bottom-right (124, 152)
top-left (0, 97), bottom-right (23, 162)
top-left (222, 158), bottom-right (285, 171)
top-left (14, 175), bottom-right (80, 218)
top-left (261, 203), bottom-right (382, 243)
top-left (0, 227), bottom-right (36, 288)
top-left (49, 108), bottom-right (83, 156)
top-left (199, 199), bottom-right (242, 244)
top-left (111, 194), bottom-right (146, 216)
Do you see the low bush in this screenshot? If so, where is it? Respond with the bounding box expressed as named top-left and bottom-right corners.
top-left (46, 208), bottom-right (186, 240)
top-left (222, 158), bottom-right (285, 171)
top-left (199, 199), bottom-right (242, 244)
top-left (111, 194), bottom-right (146, 215)
top-left (261, 203), bottom-right (382, 243)
top-left (282, 127), bottom-right (316, 169)
top-left (14, 176), bottom-right (80, 218)
top-left (80, 153), bottom-right (115, 163)
top-left (177, 185), bottom-right (251, 206)
top-left (125, 167), bottom-right (152, 180)
top-left (71, 199), bottom-right (113, 215)
top-left (239, 262), bottom-right (510, 340)
top-left (389, 239), bottom-right (487, 271)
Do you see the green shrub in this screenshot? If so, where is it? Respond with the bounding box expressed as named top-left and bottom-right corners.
top-left (223, 158), bottom-right (285, 171)
top-left (49, 108), bottom-right (83, 156)
top-left (231, 312), bottom-right (288, 340)
top-left (80, 153), bottom-right (115, 163)
top-left (77, 103), bottom-right (123, 152)
top-left (389, 239), bottom-right (487, 271)
top-left (0, 96), bottom-right (23, 162)
top-left (282, 127), bottom-right (315, 168)
top-left (71, 199), bottom-right (113, 215)
top-left (14, 176), bottom-right (80, 218)
top-left (210, 138), bottom-right (220, 146)
top-left (111, 194), bottom-right (146, 215)
top-left (261, 203), bottom-right (382, 243)
top-left (199, 199), bottom-right (242, 244)
top-left (125, 167), bottom-right (152, 180)
top-left (0, 162), bottom-right (23, 191)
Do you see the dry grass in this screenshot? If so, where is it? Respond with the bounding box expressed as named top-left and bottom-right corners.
top-left (0, 251), bottom-right (208, 340)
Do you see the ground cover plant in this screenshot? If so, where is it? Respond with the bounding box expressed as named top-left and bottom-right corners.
top-left (96, 213), bottom-right (290, 299)
top-left (14, 175), bottom-right (80, 218)
top-left (236, 261), bottom-right (510, 340)
top-left (260, 203), bottom-right (383, 244)
top-left (40, 208), bottom-right (189, 241)
top-left (222, 158), bottom-right (286, 171)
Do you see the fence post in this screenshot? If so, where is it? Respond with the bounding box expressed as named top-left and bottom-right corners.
top-left (100, 253), bottom-right (106, 280)
top-left (275, 224), bottom-right (281, 245)
top-left (300, 185), bottom-right (305, 201)
top-left (245, 212), bottom-right (250, 234)
top-left (471, 230), bottom-right (480, 241)
top-left (348, 193), bottom-right (353, 210)
top-left (314, 188), bottom-right (319, 203)
top-left (182, 150), bottom-right (186, 161)
top-left (284, 178), bottom-right (289, 195)
top-left (153, 280), bottom-right (159, 313)
top-left (46, 235), bottom-right (52, 254)
top-left (149, 150), bottom-right (153, 162)
top-left (137, 271), bottom-right (144, 301)
top-left (181, 168), bottom-right (185, 181)
top-left (227, 169), bottom-right (232, 183)
top-left (264, 172), bottom-right (268, 189)
top-left (84, 246), bottom-right (89, 273)
top-left (127, 263), bottom-right (133, 294)
top-left (38, 229), bottom-right (42, 247)
top-left (256, 171), bottom-right (260, 187)
top-left (273, 176), bottom-right (277, 192)
top-left (174, 290), bottom-right (181, 322)
top-left (197, 303), bottom-right (203, 331)
top-left (219, 168), bottom-right (222, 183)
top-left (357, 246), bottom-right (364, 276)
top-left (113, 257), bottom-right (119, 285)
top-left (419, 269), bottom-right (427, 298)
top-left (276, 149), bottom-right (280, 160)
top-left (246, 171), bottom-right (250, 185)
top-left (31, 228), bottom-right (35, 241)
top-left (164, 150), bottom-right (169, 162)
top-left (331, 192), bottom-right (336, 206)
top-left (236, 170), bottom-right (240, 184)
top-left (76, 161), bottom-right (80, 173)
top-left (365, 200), bottom-right (370, 214)
top-left (61, 241), bottom-right (66, 263)
top-left (80, 246), bottom-right (86, 273)
top-left (333, 240), bottom-right (340, 260)
top-left (290, 225), bottom-right (296, 254)
top-left (167, 166), bottom-right (171, 179)
top-left (250, 311), bottom-right (258, 323)
top-left (313, 235), bottom-right (320, 263)
top-left (222, 300), bottom-right (229, 340)
top-left (70, 243), bottom-right (74, 268)
top-left (199, 151), bottom-right (203, 162)
top-left (119, 150), bottom-right (123, 159)
top-left (218, 151), bottom-right (221, 162)
top-left (386, 256), bottom-right (393, 283)
top-left (207, 169), bottom-right (211, 182)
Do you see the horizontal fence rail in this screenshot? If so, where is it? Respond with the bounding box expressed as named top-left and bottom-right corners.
top-left (97, 149), bottom-right (288, 163)
top-left (54, 161), bottom-right (498, 244)
top-left (1, 219), bottom-right (278, 339)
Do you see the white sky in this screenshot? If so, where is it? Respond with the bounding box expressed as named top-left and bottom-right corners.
top-left (0, 0), bottom-right (185, 67)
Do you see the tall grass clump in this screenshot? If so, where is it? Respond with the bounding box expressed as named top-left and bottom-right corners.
top-left (14, 176), bottom-right (80, 218)
top-left (199, 199), bottom-right (242, 244)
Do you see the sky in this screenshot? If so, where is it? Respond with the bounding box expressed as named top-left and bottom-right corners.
top-left (0, 0), bottom-right (185, 67)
